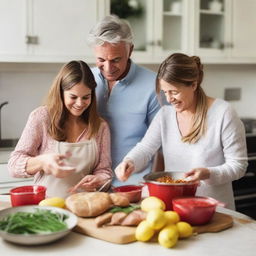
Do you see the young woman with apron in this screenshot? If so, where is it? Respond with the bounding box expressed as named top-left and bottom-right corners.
top-left (8, 61), bottom-right (113, 198)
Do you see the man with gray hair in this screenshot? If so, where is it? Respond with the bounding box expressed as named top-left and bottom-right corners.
top-left (88, 15), bottom-right (161, 186)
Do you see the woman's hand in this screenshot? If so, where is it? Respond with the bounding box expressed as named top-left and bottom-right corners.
top-left (114, 160), bottom-right (135, 182)
top-left (184, 167), bottom-right (210, 182)
top-left (36, 153), bottom-right (75, 178)
top-left (69, 175), bottom-right (110, 193)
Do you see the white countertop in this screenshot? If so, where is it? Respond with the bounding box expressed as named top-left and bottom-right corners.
top-left (0, 196), bottom-right (255, 256)
top-left (0, 164), bottom-right (33, 194)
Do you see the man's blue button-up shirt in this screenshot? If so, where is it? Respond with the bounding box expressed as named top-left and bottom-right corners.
top-left (92, 61), bottom-right (160, 185)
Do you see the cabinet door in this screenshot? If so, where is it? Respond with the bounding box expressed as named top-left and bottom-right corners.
top-left (31, 0), bottom-right (98, 60)
top-left (110, 0), bottom-right (154, 62)
top-left (154, 0), bottom-right (190, 60)
top-left (231, 0), bottom-right (256, 58)
top-left (195, 0), bottom-right (229, 59)
top-left (0, 0), bottom-right (27, 58)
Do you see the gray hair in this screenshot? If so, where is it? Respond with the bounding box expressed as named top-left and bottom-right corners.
top-left (88, 15), bottom-right (133, 46)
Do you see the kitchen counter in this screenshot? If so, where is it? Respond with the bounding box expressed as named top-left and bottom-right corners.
top-left (0, 196), bottom-right (255, 256)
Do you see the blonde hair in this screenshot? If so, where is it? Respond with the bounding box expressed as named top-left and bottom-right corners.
top-left (156, 53), bottom-right (207, 144)
top-left (45, 60), bottom-right (101, 141)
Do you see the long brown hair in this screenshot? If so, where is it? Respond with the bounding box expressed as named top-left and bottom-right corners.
top-left (156, 53), bottom-right (207, 144)
top-left (45, 60), bottom-right (101, 141)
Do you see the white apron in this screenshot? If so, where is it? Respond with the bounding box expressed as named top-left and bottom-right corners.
top-left (35, 139), bottom-right (98, 198)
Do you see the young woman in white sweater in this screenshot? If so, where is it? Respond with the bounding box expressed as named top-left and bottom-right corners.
top-left (114, 53), bottom-right (248, 209)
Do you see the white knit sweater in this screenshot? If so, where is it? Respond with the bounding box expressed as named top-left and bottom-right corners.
top-left (125, 99), bottom-right (248, 209)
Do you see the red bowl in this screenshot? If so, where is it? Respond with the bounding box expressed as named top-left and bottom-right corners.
top-left (112, 185), bottom-right (143, 203)
top-left (143, 172), bottom-right (198, 210)
top-left (10, 185), bottom-right (46, 207)
top-left (172, 196), bottom-right (225, 225)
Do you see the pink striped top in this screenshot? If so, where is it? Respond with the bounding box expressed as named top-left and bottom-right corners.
top-left (8, 106), bottom-right (113, 181)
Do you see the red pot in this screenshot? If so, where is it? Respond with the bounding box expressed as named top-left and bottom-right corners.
top-left (143, 172), bottom-right (198, 210)
top-left (10, 185), bottom-right (46, 207)
top-left (172, 196), bottom-right (225, 225)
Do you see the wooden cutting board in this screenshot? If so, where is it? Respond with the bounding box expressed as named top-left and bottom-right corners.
top-left (74, 212), bottom-right (233, 244)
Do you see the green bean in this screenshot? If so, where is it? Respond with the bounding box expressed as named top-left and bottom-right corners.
top-left (0, 209), bottom-right (68, 234)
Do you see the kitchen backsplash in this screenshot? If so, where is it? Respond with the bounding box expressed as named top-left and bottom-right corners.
top-left (0, 62), bottom-right (256, 138)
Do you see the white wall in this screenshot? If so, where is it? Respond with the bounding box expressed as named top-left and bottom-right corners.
top-left (146, 64), bottom-right (256, 117)
top-left (0, 62), bottom-right (256, 139)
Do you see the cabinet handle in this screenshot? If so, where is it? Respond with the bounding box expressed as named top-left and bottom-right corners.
top-left (156, 40), bottom-right (162, 46)
top-left (225, 42), bottom-right (234, 48)
top-left (147, 41), bottom-right (154, 46)
top-left (30, 36), bottom-right (39, 45)
top-left (26, 35), bottom-right (31, 44)
top-left (26, 35), bottom-right (39, 45)
top-left (220, 42), bottom-right (225, 49)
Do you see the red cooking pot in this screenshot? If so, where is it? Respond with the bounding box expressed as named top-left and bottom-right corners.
top-left (143, 172), bottom-right (198, 210)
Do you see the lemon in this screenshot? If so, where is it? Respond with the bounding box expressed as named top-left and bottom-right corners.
top-left (135, 220), bottom-right (155, 242)
top-left (164, 211), bottom-right (180, 224)
top-left (176, 221), bottom-right (193, 238)
top-left (164, 224), bottom-right (179, 233)
top-left (141, 196), bottom-right (166, 212)
top-left (39, 197), bottom-right (65, 208)
top-left (146, 208), bottom-right (167, 230)
top-left (158, 225), bottom-right (179, 248)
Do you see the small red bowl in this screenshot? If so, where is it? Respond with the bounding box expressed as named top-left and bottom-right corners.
top-left (10, 185), bottom-right (46, 207)
top-left (172, 196), bottom-right (225, 225)
top-left (112, 185), bottom-right (143, 203)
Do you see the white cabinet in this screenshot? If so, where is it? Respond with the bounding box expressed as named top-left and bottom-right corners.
top-left (195, 0), bottom-right (256, 63)
top-left (230, 0), bottom-right (256, 59)
top-left (0, 0), bottom-right (27, 58)
top-left (153, 0), bottom-right (191, 61)
top-left (0, 0), bottom-right (104, 63)
top-left (0, 0), bottom-right (255, 63)
top-left (109, 0), bottom-right (191, 63)
top-left (194, 0), bottom-right (228, 60)
top-left (110, 0), bottom-right (256, 63)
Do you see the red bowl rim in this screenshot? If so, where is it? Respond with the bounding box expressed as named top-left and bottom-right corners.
top-left (10, 185), bottom-right (46, 195)
top-left (112, 185), bottom-right (143, 193)
top-left (172, 196), bottom-right (220, 208)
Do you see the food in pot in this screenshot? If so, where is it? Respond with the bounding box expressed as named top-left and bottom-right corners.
top-left (156, 176), bottom-right (191, 184)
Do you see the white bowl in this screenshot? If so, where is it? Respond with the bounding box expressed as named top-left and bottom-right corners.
top-left (0, 205), bottom-right (77, 245)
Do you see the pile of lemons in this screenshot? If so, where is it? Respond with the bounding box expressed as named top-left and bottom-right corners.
top-left (135, 196), bottom-right (193, 248)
